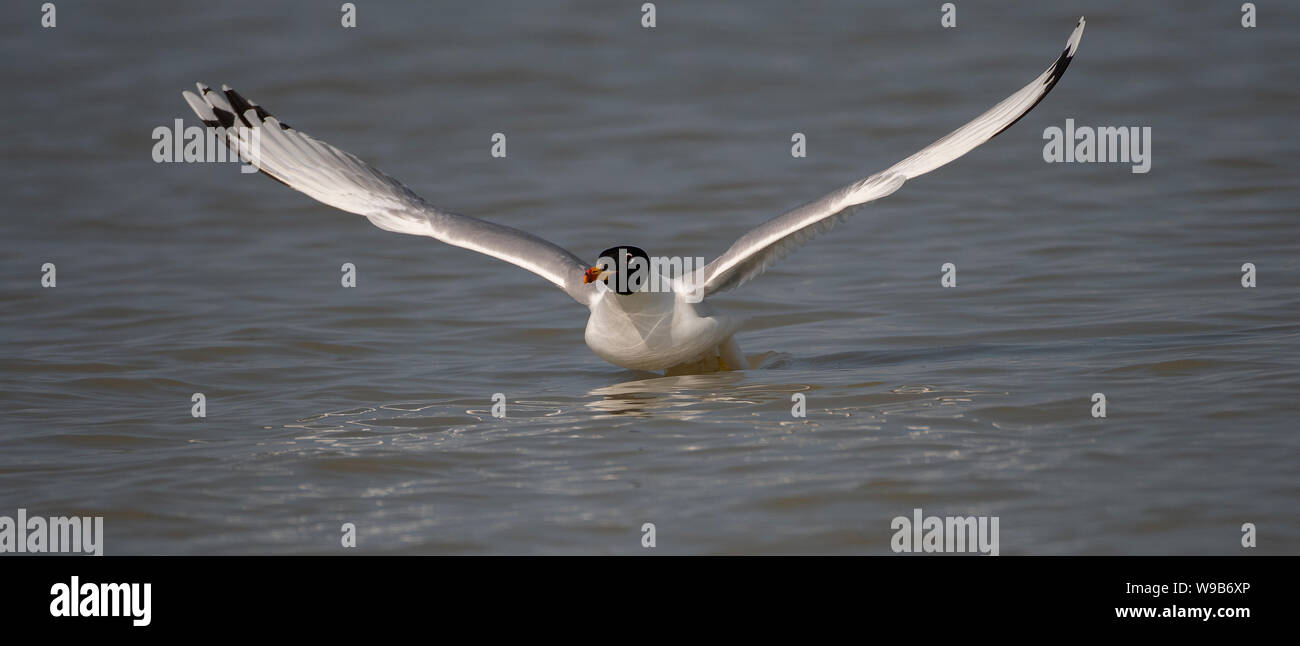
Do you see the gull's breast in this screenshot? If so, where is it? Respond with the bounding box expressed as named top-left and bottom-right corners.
top-left (584, 287), bottom-right (738, 371)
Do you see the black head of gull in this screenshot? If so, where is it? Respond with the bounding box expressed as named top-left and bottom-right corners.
top-left (584, 246), bottom-right (651, 295)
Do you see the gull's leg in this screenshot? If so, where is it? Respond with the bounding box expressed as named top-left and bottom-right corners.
top-left (718, 335), bottom-right (746, 371)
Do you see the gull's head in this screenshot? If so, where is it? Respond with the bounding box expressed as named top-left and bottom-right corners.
top-left (584, 245), bottom-right (650, 295)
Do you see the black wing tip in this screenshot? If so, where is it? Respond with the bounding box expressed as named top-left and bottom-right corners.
top-left (192, 83), bottom-right (295, 132)
top-left (989, 21), bottom-right (1082, 139)
top-left (1044, 45), bottom-right (1075, 92)
top-left (223, 86), bottom-right (287, 128)
top-left (222, 87), bottom-right (256, 128)
top-left (188, 83), bottom-right (300, 188)
top-left (228, 88), bottom-right (287, 126)
top-left (211, 106), bottom-right (238, 129)
top-left (203, 84), bottom-right (285, 128)
top-left (196, 85), bottom-right (236, 128)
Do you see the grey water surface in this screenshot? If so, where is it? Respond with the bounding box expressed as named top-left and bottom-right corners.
top-left (1, 1), bottom-right (1297, 554)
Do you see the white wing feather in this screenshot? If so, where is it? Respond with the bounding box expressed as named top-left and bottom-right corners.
top-left (699, 18), bottom-right (1086, 296)
top-left (182, 84), bottom-right (595, 305)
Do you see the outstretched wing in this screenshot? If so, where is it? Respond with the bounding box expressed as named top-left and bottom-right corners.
top-left (181, 84), bottom-right (594, 305)
top-left (697, 18), bottom-right (1085, 297)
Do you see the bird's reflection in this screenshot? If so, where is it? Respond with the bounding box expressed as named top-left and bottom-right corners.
top-left (277, 346), bottom-right (999, 438)
top-left (585, 370), bottom-right (808, 419)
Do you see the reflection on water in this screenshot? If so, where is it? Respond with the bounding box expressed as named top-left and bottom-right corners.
top-left (587, 371), bottom-right (754, 417)
top-left (279, 368), bottom-right (1005, 439)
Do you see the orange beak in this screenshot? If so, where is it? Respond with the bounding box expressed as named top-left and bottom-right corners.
top-left (583, 266), bottom-right (602, 284)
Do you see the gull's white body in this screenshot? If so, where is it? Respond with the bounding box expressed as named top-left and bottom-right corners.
top-left (584, 279), bottom-right (743, 372)
top-left (182, 18), bottom-right (1084, 373)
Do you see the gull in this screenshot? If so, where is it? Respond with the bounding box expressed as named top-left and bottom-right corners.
top-left (183, 18), bottom-right (1084, 374)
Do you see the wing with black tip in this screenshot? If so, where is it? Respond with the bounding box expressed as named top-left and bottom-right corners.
top-left (181, 84), bottom-right (595, 306)
top-left (697, 18), bottom-right (1085, 297)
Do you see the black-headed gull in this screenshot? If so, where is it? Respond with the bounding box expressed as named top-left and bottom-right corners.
top-left (183, 18), bottom-right (1084, 373)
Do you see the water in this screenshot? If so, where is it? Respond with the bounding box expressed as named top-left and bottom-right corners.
top-left (1, 1), bottom-right (1297, 554)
